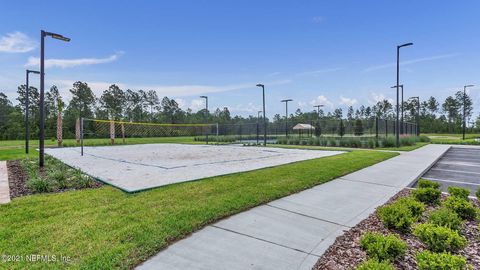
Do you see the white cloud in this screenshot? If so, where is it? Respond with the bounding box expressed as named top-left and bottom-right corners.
top-left (229, 102), bottom-right (261, 114)
top-left (296, 67), bottom-right (342, 77)
top-left (368, 92), bottom-right (394, 105)
top-left (363, 53), bottom-right (459, 72)
top-left (0, 32), bottom-right (36, 53)
top-left (309, 95), bottom-right (333, 109)
top-left (339, 96), bottom-right (357, 106)
top-left (312, 16), bottom-right (325, 23)
top-left (25, 52), bottom-right (123, 68)
top-left (297, 101), bottom-right (307, 108)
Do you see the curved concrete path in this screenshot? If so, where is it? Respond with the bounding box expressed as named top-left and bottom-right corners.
top-left (137, 144), bottom-right (450, 270)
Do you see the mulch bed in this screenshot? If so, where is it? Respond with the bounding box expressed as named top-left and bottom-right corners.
top-left (7, 160), bottom-right (103, 199)
top-left (7, 160), bottom-right (32, 198)
top-left (313, 189), bottom-right (480, 270)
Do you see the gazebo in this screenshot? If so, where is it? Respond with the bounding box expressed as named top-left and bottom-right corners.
top-left (292, 123), bottom-right (315, 137)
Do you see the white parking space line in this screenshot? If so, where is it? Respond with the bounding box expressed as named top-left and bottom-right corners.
top-left (422, 177), bottom-right (480, 187)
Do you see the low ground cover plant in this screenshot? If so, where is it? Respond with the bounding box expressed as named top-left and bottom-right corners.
top-left (417, 179), bottom-right (441, 189)
top-left (476, 187), bottom-right (480, 200)
top-left (428, 207), bottom-right (463, 231)
top-left (377, 197), bottom-right (424, 232)
top-left (416, 250), bottom-right (467, 270)
top-left (359, 232), bottom-right (406, 262)
top-left (444, 196), bottom-right (477, 220)
top-left (413, 187), bottom-right (441, 205)
top-left (448, 186), bottom-right (471, 200)
top-left (413, 223), bottom-right (467, 252)
top-left (356, 259), bottom-right (395, 270)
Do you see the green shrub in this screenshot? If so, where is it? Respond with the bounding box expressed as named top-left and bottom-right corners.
top-left (428, 208), bottom-right (462, 231)
top-left (413, 223), bottom-right (466, 252)
top-left (377, 198), bottom-right (424, 232)
top-left (444, 196), bottom-right (477, 220)
top-left (417, 179), bottom-right (440, 189)
top-left (382, 137), bottom-right (395, 147)
top-left (49, 168), bottom-right (69, 189)
top-left (413, 187), bottom-right (441, 205)
top-left (396, 197), bottom-right (425, 218)
top-left (356, 259), bottom-right (395, 270)
top-left (359, 232), bottom-right (406, 261)
top-left (418, 135), bottom-right (431, 143)
top-left (27, 177), bottom-right (53, 193)
top-left (476, 187), bottom-right (480, 200)
top-left (416, 250), bottom-right (467, 270)
top-left (448, 186), bottom-right (470, 200)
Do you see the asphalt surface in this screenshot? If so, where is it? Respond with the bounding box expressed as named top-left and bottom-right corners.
top-left (422, 147), bottom-right (480, 196)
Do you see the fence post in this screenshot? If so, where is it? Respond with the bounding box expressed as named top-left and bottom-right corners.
top-left (385, 119), bottom-right (388, 138)
top-left (216, 123), bottom-right (219, 144)
top-left (375, 117), bottom-right (379, 139)
top-left (80, 117), bottom-right (84, 156)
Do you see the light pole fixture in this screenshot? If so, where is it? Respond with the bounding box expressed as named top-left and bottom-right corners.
top-left (281, 99), bottom-right (293, 137)
top-left (408, 96), bottom-right (420, 136)
top-left (391, 84), bottom-right (404, 134)
top-left (463, 84), bottom-right (474, 140)
top-left (395, 42), bottom-right (413, 147)
top-left (256, 84), bottom-right (267, 146)
top-left (25, 69), bottom-right (40, 155)
top-left (200, 95), bottom-right (209, 144)
top-left (39, 30), bottom-right (70, 167)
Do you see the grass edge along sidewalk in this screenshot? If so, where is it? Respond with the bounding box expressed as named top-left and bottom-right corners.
top-left (0, 150), bottom-right (396, 269)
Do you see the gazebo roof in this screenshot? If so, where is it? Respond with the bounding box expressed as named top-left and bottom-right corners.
top-left (292, 123), bottom-right (315, 130)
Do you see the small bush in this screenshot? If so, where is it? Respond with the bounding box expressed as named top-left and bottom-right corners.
top-left (356, 259), bottom-right (395, 270)
top-left (418, 135), bottom-right (431, 143)
top-left (27, 177), bottom-right (53, 193)
top-left (413, 223), bottom-right (466, 252)
top-left (416, 250), bottom-right (467, 270)
top-left (476, 187), bottom-right (480, 200)
top-left (428, 208), bottom-right (462, 231)
top-left (377, 198), bottom-right (424, 232)
top-left (359, 232), bottom-right (406, 262)
top-left (417, 179), bottom-right (440, 189)
top-left (396, 197), bottom-right (425, 218)
top-left (413, 187), bottom-right (441, 205)
top-left (444, 196), bottom-right (477, 220)
top-left (448, 186), bottom-right (470, 200)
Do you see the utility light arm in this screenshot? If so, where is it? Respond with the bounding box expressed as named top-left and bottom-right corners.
top-left (43, 31), bottom-right (71, 42)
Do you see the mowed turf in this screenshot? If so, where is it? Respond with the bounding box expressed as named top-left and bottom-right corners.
top-left (0, 137), bottom-right (199, 160)
top-left (0, 150), bottom-right (397, 269)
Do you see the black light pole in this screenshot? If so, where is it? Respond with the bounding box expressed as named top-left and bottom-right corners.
top-left (39, 30), bottom-right (70, 167)
top-left (395, 42), bottom-right (413, 147)
top-left (25, 70), bottom-right (40, 155)
top-left (463, 84), bottom-right (474, 140)
top-left (314, 104), bottom-right (324, 137)
top-left (256, 84), bottom-right (267, 146)
top-left (200, 95), bottom-right (208, 144)
top-left (409, 96), bottom-right (420, 136)
top-left (281, 99), bottom-right (293, 137)
top-left (391, 84), bottom-right (404, 134)
top-left (257, 110), bottom-right (262, 144)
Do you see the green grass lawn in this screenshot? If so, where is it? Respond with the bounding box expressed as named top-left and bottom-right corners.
top-left (0, 137), bottom-right (199, 160)
top-left (0, 150), bottom-right (397, 269)
top-left (423, 133), bottom-right (480, 145)
top-left (269, 142), bottom-right (429, 152)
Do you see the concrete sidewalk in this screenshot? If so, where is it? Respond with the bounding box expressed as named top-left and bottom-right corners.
top-left (137, 144), bottom-right (450, 270)
top-left (0, 161), bottom-right (10, 204)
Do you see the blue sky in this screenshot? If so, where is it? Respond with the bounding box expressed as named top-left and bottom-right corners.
top-left (1, 0), bottom-right (479, 117)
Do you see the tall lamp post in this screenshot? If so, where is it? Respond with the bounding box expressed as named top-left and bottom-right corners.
top-left (463, 84), bottom-right (474, 140)
top-left (257, 110), bottom-right (262, 144)
top-left (391, 84), bottom-right (404, 134)
top-left (408, 96), bottom-right (420, 136)
top-left (200, 95), bottom-right (209, 144)
top-left (395, 42), bottom-right (413, 147)
top-left (39, 30), bottom-right (70, 167)
top-left (256, 84), bottom-right (267, 146)
top-left (281, 99), bottom-right (293, 137)
top-left (25, 69), bottom-right (40, 155)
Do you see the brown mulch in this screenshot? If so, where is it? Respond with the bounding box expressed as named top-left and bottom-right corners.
top-left (313, 189), bottom-right (480, 270)
top-left (7, 160), bottom-right (32, 198)
top-left (6, 160), bottom-right (103, 199)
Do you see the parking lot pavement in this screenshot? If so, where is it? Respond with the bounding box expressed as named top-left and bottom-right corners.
top-left (422, 147), bottom-right (480, 196)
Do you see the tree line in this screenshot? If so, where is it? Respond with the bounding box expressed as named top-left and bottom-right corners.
top-left (0, 81), bottom-right (475, 140)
